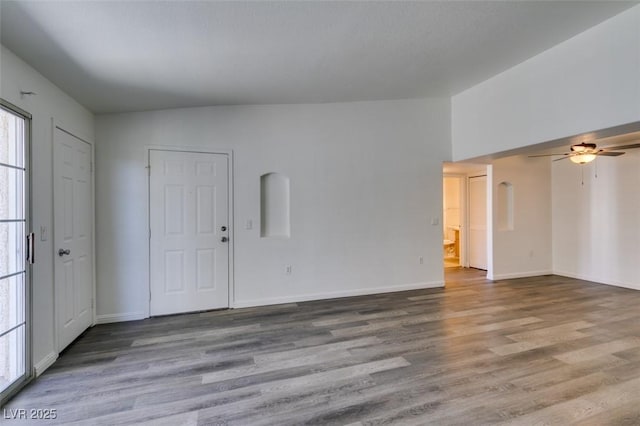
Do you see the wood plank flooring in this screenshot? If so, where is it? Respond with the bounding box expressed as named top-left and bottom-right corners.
top-left (6, 268), bottom-right (640, 425)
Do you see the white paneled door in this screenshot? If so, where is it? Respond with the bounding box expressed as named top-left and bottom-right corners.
top-left (149, 150), bottom-right (229, 316)
top-left (468, 175), bottom-right (488, 271)
top-left (54, 128), bottom-right (93, 351)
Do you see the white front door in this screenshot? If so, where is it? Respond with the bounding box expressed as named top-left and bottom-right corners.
top-left (468, 175), bottom-right (487, 270)
top-left (54, 127), bottom-right (93, 351)
top-left (149, 150), bottom-right (229, 316)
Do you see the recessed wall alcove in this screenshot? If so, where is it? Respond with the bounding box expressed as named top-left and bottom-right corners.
top-left (497, 181), bottom-right (514, 231)
top-left (260, 172), bottom-right (291, 238)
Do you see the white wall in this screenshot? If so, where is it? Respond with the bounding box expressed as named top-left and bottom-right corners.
top-left (552, 151), bottom-right (640, 289)
top-left (95, 98), bottom-right (450, 320)
top-left (0, 46), bottom-right (95, 372)
top-left (452, 5), bottom-right (640, 161)
top-left (489, 156), bottom-right (552, 280)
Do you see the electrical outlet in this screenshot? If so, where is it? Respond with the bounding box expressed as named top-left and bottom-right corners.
top-left (246, 219), bottom-right (253, 230)
top-left (419, 256), bottom-right (424, 264)
top-left (431, 217), bottom-right (439, 226)
top-left (285, 265), bottom-right (292, 275)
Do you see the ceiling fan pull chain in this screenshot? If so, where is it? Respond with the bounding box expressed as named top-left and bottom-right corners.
top-left (595, 158), bottom-right (598, 179)
top-left (581, 167), bottom-right (584, 186)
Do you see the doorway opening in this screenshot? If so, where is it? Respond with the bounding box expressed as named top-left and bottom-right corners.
top-left (442, 162), bottom-right (488, 277)
top-left (443, 176), bottom-right (462, 268)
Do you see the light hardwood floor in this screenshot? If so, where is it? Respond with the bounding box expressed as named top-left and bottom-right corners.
top-left (6, 268), bottom-right (640, 425)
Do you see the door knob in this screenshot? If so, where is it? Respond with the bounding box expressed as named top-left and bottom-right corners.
top-left (221, 226), bottom-right (227, 232)
top-left (221, 237), bottom-right (228, 243)
top-left (58, 248), bottom-right (71, 257)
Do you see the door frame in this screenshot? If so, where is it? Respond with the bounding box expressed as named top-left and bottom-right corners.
top-left (145, 145), bottom-right (234, 317)
top-left (0, 99), bottom-right (33, 405)
top-left (51, 119), bottom-right (97, 354)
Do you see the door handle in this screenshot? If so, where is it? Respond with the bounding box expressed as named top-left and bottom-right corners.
top-left (26, 233), bottom-right (35, 264)
top-left (58, 248), bottom-right (71, 257)
top-left (221, 237), bottom-right (228, 243)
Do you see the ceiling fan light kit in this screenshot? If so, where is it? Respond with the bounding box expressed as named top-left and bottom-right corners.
top-left (528, 141), bottom-right (639, 164)
top-left (569, 153), bottom-right (597, 164)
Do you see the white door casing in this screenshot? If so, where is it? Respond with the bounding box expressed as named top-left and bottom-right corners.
top-left (53, 127), bottom-right (93, 351)
top-left (468, 175), bottom-right (488, 270)
top-left (149, 150), bottom-right (229, 316)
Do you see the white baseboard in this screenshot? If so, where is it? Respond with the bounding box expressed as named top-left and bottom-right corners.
top-left (94, 282), bottom-right (447, 319)
top-left (553, 270), bottom-right (640, 291)
top-left (34, 351), bottom-right (58, 377)
top-left (95, 311), bottom-right (147, 324)
top-left (233, 281), bottom-right (445, 309)
top-left (490, 270), bottom-right (553, 280)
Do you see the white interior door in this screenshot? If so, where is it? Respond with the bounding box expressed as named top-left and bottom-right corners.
top-left (54, 128), bottom-right (93, 351)
top-left (149, 150), bottom-right (229, 316)
top-left (468, 175), bottom-right (487, 270)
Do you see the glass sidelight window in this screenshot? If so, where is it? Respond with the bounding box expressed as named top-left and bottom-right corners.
top-left (0, 101), bottom-right (31, 406)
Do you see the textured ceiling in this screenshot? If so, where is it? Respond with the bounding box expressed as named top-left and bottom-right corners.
top-left (1, 1), bottom-right (636, 113)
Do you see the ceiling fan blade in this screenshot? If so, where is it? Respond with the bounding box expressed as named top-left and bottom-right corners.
top-left (528, 153), bottom-right (567, 157)
top-left (597, 151), bottom-right (625, 157)
top-left (605, 142), bottom-right (640, 151)
top-left (553, 156), bottom-right (570, 162)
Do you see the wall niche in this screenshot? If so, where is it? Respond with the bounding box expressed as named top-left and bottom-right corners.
top-left (260, 173), bottom-right (290, 238)
top-left (497, 181), bottom-right (514, 231)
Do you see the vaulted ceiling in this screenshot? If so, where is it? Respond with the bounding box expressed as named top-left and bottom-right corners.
top-left (1, 1), bottom-right (635, 113)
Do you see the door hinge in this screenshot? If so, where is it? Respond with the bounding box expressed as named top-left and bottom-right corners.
top-left (149, 292), bottom-right (152, 302)
top-left (149, 229), bottom-right (151, 240)
top-left (91, 298), bottom-right (94, 309)
top-left (90, 162), bottom-right (94, 173)
top-left (146, 165), bottom-right (150, 176)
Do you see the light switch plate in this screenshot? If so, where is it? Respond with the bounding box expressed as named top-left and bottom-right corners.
top-left (40, 226), bottom-right (48, 241)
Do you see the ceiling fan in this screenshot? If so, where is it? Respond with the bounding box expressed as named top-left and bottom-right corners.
top-left (529, 141), bottom-right (640, 164)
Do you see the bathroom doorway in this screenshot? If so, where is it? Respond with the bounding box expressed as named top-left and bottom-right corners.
top-left (443, 176), bottom-right (462, 268)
